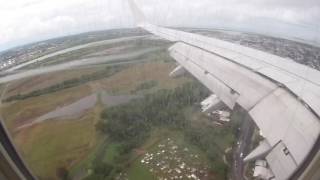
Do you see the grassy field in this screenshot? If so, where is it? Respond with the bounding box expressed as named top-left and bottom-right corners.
top-left (4, 66), bottom-right (106, 97)
top-left (127, 161), bottom-right (156, 180)
top-left (14, 110), bottom-right (98, 179)
top-left (0, 57), bottom-right (193, 179)
top-left (0, 31), bottom-right (242, 180)
top-left (0, 28), bottom-right (234, 178)
top-left (68, 136), bottom-right (107, 179)
top-left (90, 61), bottom-right (191, 94)
top-left (103, 143), bottom-right (120, 163)
top-left (1, 84), bottom-right (92, 132)
top-left (1, 59), bottom-right (188, 130)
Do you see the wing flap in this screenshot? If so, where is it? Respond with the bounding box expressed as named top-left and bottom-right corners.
top-left (169, 43), bottom-right (239, 108)
top-left (249, 88), bottom-right (320, 164)
top-left (128, 1), bottom-right (320, 179)
top-left (169, 42), bottom-right (277, 110)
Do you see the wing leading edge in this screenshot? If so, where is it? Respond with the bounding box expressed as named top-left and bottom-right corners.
top-left (128, 1), bottom-right (320, 180)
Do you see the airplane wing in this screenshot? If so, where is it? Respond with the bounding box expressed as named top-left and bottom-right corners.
top-left (128, 1), bottom-right (320, 180)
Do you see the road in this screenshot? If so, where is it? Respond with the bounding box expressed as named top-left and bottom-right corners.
top-left (0, 46), bottom-right (163, 84)
top-left (5, 35), bottom-right (150, 72)
top-left (231, 106), bottom-right (255, 180)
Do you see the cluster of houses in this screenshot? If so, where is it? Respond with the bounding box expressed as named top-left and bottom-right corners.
top-left (139, 138), bottom-right (209, 180)
top-left (0, 59), bottom-right (15, 70)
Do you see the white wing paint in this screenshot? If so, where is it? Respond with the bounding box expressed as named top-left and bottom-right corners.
top-left (128, 1), bottom-right (320, 180)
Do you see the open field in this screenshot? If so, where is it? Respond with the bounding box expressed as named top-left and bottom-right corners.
top-left (89, 60), bottom-right (191, 94)
top-left (0, 54), bottom-right (194, 179)
top-left (0, 32), bottom-right (238, 180)
top-left (2, 48), bottom-right (177, 101)
top-left (1, 63), bottom-right (234, 179)
top-left (1, 55), bottom-right (187, 127)
top-left (14, 109), bottom-right (98, 179)
top-left (0, 84), bottom-right (92, 132)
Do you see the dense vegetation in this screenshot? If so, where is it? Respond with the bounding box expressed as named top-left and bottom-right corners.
top-left (184, 123), bottom-right (236, 177)
top-left (88, 81), bottom-right (237, 179)
top-left (85, 82), bottom-right (208, 179)
top-left (3, 65), bottom-right (127, 102)
top-left (97, 81), bottom-right (209, 140)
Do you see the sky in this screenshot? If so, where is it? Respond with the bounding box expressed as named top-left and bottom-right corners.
top-left (0, 0), bottom-right (319, 51)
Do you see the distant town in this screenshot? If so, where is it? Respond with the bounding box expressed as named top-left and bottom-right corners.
top-left (1, 28), bottom-right (319, 71)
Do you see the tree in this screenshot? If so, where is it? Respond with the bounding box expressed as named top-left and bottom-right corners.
top-left (93, 162), bottom-right (114, 177)
top-left (56, 167), bottom-right (69, 180)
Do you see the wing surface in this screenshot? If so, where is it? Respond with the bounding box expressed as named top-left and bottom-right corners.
top-left (128, 1), bottom-right (320, 179)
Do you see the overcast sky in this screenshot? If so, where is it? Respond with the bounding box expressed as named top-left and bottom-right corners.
top-left (0, 0), bottom-right (319, 51)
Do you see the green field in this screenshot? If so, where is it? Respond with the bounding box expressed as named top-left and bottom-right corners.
top-left (0, 55), bottom-right (194, 179)
top-left (14, 111), bottom-right (98, 179)
top-left (0, 37), bottom-right (237, 180)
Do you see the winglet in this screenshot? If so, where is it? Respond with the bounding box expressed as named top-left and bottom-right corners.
top-left (128, 0), bottom-right (146, 25)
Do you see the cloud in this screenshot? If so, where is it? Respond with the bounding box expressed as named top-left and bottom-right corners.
top-left (0, 0), bottom-right (319, 51)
